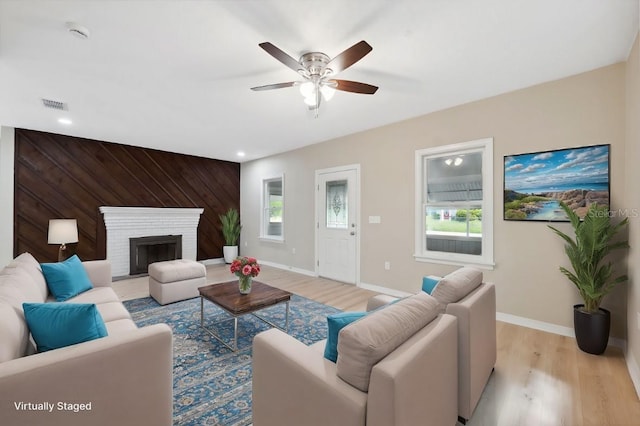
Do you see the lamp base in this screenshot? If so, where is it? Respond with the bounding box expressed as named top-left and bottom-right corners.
top-left (58, 243), bottom-right (78, 262)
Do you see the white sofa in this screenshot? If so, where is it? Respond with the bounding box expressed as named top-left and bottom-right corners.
top-left (0, 252), bottom-right (173, 426)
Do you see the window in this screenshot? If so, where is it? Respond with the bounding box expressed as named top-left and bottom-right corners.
top-left (415, 138), bottom-right (494, 267)
top-left (260, 175), bottom-right (284, 241)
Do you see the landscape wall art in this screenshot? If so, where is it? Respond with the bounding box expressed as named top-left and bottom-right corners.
top-left (504, 144), bottom-right (610, 221)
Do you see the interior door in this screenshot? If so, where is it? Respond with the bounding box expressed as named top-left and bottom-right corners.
top-left (316, 167), bottom-right (359, 284)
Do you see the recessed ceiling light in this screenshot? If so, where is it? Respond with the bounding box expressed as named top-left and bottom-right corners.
top-left (58, 118), bottom-right (72, 125)
top-left (237, 151), bottom-right (246, 157)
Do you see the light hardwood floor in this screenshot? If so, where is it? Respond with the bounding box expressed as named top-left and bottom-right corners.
top-left (114, 264), bottom-right (640, 426)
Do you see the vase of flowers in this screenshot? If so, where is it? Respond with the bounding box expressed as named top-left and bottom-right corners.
top-left (230, 256), bottom-right (260, 294)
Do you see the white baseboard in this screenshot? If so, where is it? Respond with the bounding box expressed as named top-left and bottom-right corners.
top-left (625, 349), bottom-right (640, 399)
top-left (496, 312), bottom-right (575, 337)
top-left (200, 258), bottom-right (225, 266)
top-left (258, 260), bottom-right (317, 277)
top-left (496, 312), bottom-right (625, 349)
top-left (358, 282), bottom-right (412, 298)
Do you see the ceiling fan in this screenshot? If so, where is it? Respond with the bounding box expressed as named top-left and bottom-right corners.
top-left (250, 40), bottom-right (378, 117)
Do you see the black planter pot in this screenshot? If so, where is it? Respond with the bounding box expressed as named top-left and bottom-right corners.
top-left (573, 304), bottom-right (610, 355)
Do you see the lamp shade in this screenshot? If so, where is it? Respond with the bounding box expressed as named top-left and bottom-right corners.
top-left (48, 219), bottom-right (78, 244)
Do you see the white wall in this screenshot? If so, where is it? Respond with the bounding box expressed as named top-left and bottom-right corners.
top-left (0, 126), bottom-right (15, 265)
top-left (241, 63), bottom-right (629, 337)
top-left (625, 32), bottom-right (640, 393)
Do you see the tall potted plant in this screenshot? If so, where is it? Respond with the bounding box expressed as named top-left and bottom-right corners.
top-left (548, 202), bottom-right (629, 355)
top-left (219, 208), bottom-right (241, 264)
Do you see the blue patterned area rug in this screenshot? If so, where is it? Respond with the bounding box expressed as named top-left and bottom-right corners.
top-left (123, 294), bottom-right (340, 426)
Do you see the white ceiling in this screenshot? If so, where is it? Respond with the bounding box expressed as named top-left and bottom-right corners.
top-left (0, 0), bottom-right (637, 163)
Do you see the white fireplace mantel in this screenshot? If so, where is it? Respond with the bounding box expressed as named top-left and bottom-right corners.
top-left (100, 206), bottom-right (204, 277)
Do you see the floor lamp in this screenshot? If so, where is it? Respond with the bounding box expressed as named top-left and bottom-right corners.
top-left (48, 219), bottom-right (78, 262)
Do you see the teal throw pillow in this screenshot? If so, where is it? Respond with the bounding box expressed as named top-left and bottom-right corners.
top-left (324, 311), bottom-right (367, 363)
top-left (422, 276), bottom-right (441, 295)
top-left (41, 255), bottom-right (93, 301)
top-left (22, 303), bottom-right (108, 352)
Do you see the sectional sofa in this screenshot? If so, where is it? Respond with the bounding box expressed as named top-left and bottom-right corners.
top-left (0, 252), bottom-right (173, 426)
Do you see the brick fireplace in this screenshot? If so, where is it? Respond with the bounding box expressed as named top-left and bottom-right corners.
top-left (99, 206), bottom-right (203, 278)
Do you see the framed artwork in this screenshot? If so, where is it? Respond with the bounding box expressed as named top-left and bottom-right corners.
top-left (504, 144), bottom-right (610, 221)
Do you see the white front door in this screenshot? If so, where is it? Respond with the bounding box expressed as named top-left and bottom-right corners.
top-left (316, 166), bottom-right (359, 284)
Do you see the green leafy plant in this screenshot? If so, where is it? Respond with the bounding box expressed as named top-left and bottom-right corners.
top-left (548, 202), bottom-right (629, 312)
top-left (219, 208), bottom-right (241, 246)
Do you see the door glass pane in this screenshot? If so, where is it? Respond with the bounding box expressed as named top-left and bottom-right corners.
top-left (326, 180), bottom-right (348, 229)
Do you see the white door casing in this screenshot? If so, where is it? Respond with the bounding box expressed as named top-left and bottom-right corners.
top-left (315, 165), bottom-right (360, 284)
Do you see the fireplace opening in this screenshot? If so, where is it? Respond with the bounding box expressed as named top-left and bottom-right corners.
top-left (129, 235), bottom-right (182, 275)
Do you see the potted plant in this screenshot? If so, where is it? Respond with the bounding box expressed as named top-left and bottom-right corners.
top-left (548, 202), bottom-right (629, 355)
top-left (219, 208), bottom-right (241, 264)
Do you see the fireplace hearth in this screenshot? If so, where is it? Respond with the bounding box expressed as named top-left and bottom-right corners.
top-left (129, 235), bottom-right (182, 275)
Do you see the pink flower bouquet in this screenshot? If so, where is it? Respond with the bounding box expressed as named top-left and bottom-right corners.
top-left (230, 256), bottom-right (260, 278)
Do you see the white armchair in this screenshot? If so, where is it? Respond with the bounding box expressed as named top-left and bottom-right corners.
top-left (367, 267), bottom-right (496, 424)
top-left (252, 292), bottom-right (459, 426)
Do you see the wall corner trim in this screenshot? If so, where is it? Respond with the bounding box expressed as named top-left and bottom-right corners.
top-left (625, 348), bottom-right (640, 399)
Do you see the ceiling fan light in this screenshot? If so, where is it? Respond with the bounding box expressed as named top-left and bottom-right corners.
top-left (320, 85), bottom-right (335, 101)
top-left (299, 81), bottom-right (315, 98)
top-left (303, 95), bottom-right (317, 106)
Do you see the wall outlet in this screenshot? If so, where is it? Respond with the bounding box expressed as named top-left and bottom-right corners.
top-left (244, 241), bottom-right (248, 247)
top-left (384, 261), bottom-right (390, 270)
top-left (292, 247), bottom-right (296, 254)
top-left (369, 215), bottom-right (381, 224)
top-left (637, 312), bottom-right (640, 331)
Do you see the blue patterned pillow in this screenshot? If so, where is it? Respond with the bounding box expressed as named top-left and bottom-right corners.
top-left (41, 255), bottom-right (93, 301)
top-left (22, 303), bottom-right (107, 352)
top-left (422, 276), bottom-right (441, 294)
top-left (324, 311), bottom-right (367, 363)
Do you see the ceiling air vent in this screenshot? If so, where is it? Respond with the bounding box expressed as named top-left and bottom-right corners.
top-left (42, 98), bottom-right (67, 111)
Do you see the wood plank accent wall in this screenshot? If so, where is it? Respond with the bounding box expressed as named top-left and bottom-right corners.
top-left (14, 129), bottom-right (240, 263)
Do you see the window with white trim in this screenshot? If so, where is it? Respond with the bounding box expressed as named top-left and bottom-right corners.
top-left (415, 138), bottom-right (494, 267)
top-left (260, 175), bottom-right (284, 241)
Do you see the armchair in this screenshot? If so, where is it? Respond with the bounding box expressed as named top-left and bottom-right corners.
top-left (252, 292), bottom-right (459, 426)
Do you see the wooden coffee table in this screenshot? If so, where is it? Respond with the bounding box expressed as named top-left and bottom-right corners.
top-left (198, 280), bottom-right (291, 351)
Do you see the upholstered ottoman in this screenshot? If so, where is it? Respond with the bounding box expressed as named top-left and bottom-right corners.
top-left (148, 259), bottom-right (207, 305)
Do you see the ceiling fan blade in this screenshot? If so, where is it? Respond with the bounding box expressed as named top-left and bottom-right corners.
top-left (327, 40), bottom-right (373, 74)
top-left (251, 82), bottom-right (297, 91)
top-left (334, 79), bottom-right (378, 95)
top-left (258, 42), bottom-right (303, 74)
